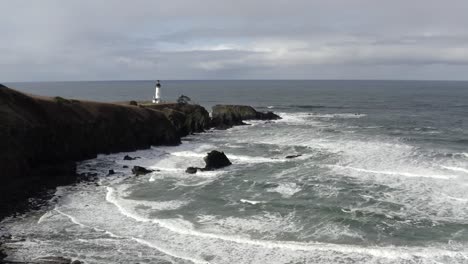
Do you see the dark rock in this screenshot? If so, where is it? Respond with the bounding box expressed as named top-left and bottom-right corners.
top-left (123, 165), bottom-right (129, 168)
top-left (145, 103), bottom-right (211, 137)
top-left (71, 260), bottom-right (83, 264)
top-left (257, 111), bottom-right (281, 120)
top-left (129, 100), bottom-right (138, 106)
top-left (185, 167), bottom-right (200, 174)
top-left (203, 150), bottom-right (232, 170)
top-left (123, 155), bottom-right (139, 161)
top-left (285, 154), bottom-right (302, 159)
top-left (132, 166), bottom-right (154, 176)
top-left (108, 169), bottom-right (115, 175)
top-left (211, 105), bottom-right (280, 129)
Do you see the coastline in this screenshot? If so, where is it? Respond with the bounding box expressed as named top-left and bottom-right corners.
top-left (0, 84), bottom-right (280, 262)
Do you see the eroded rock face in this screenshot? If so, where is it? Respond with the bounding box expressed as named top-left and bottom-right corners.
top-left (0, 85), bottom-right (180, 219)
top-left (211, 105), bottom-right (281, 129)
top-left (203, 150), bottom-right (232, 170)
top-left (144, 103), bottom-right (211, 137)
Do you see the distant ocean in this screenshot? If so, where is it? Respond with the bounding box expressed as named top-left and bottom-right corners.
top-left (2, 80), bottom-right (468, 263)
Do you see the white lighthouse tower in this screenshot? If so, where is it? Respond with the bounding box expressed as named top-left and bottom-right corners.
top-left (153, 80), bottom-right (161, 104)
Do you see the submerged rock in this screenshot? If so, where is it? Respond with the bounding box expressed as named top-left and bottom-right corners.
top-left (108, 169), bottom-right (115, 175)
top-left (132, 166), bottom-right (153, 176)
top-left (204, 150), bottom-right (232, 170)
top-left (185, 167), bottom-right (200, 174)
top-left (123, 155), bottom-right (139, 161)
top-left (285, 154), bottom-right (302, 159)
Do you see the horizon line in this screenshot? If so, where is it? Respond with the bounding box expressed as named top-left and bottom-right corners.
top-left (4, 78), bottom-right (468, 84)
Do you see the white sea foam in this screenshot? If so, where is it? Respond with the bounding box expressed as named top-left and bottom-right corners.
top-left (442, 166), bottom-right (468, 174)
top-left (239, 199), bottom-right (265, 205)
top-left (311, 113), bottom-right (367, 119)
top-left (196, 212), bottom-right (301, 239)
top-left (267, 182), bottom-right (302, 198)
top-left (332, 165), bottom-right (455, 180)
top-left (37, 211), bottom-right (54, 224)
top-left (229, 154), bottom-right (285, 164)
top-left (105, 186), bottom-right (466, 260)
top-left (55, 207), bottom-right (208, 264)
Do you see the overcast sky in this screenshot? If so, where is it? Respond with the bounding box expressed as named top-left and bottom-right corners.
top-left (2, 0), bottom-right (468, 81)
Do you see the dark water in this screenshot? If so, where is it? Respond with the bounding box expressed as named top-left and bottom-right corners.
top-left (2, 80), bottom-right (468, 263)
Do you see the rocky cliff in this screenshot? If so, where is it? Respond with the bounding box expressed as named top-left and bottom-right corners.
top-left (144, 103), bottom-right (210, 137)
top-left (0, 86), bottom-right (281, 219)
top-left (0, 86), bottom-right (183, 218)
top-left (211, 104), bottom-right (281, 129)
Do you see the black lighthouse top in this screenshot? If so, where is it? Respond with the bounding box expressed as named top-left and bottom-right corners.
top-left (156, 80), bottom-right (161, 88)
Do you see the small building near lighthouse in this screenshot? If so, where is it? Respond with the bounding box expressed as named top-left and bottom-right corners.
top-left (152, 80), bottom-right (161, 104)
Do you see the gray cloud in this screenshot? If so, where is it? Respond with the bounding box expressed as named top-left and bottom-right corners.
top-left (1, 0), bottom-right (468, 81)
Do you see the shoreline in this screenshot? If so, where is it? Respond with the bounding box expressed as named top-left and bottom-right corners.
top-left (0, 84), bottom-right (280, 262)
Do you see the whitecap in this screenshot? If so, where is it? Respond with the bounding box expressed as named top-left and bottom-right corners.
top-left (240, 199), bottom-right (265, 205)
top-left (229, 154), bottom-right (285, 164)
top-left (311, 113), bottom-right (367, 119)
top-left (331, 165), bottom-right (455, 180)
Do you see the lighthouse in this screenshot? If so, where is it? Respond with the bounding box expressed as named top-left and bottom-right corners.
top-left (153, 80), bottom-right (161, 104)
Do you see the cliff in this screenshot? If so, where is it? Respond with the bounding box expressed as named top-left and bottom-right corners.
top-left (143, 103), bottom-right (210, 137)
top-left (211, 104), bottom-right (281, 129)
top-left (0, 85), bottom-right (281, 219)
top-left (0, 86), bottom-right (183, 218)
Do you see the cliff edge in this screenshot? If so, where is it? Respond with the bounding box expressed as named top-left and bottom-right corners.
top-left (144, 103), bottom-right (211, 137)
top-left (211, 104), bottom-right (281, 129)
top-left (0, 85), bottom-right (182, 218)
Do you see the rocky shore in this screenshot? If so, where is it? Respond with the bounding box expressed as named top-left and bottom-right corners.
top-left (0, 84), bottom-right (280, 220)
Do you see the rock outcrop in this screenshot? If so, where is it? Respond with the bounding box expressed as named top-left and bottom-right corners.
top-left (203, 150), bottom-right (232, 170)
top-left (0, 85), bottom-right (182, 218)
top-left (211, 104), bottom-right (281, 129)
top-left (131, 166), bottom-right (154, 176)
top-left (185, 150), bottom-right (232, 174)
top-left (144, 103), bottom-right (211, 137)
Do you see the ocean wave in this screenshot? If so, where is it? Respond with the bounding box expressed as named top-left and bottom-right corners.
top-left (105, 187), bottom-right (465, 260)
top-left (228, 154), bottom-right (286, 164)
top-left (442, 166), bottom-right (468, 174)
top-left (239, 199), bottom-right (265, 205)
top-left (330, 165), bottom-right (455, 180)
top-left (55, 208), bottom-right (207, 264)
top-left (311, 113), bottom-right (367, 119)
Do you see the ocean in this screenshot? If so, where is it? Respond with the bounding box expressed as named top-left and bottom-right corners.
top-left (2, 80), bottom-right (468, 263)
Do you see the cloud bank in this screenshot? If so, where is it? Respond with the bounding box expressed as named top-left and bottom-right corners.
top-left (1, 0), bottom-right (468, 81)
